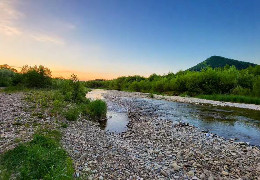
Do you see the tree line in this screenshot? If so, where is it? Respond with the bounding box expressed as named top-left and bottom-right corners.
top-left (85, 65), bottom-right (260, 98)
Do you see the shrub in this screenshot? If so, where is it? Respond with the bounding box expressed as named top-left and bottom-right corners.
top-left (59, 74), bottom-right (87, 103)
top-left (70, 74), bottom-right (87, 103)
top-left (86, 100), bottom-right (107, 120)
top-left (0, 69), bottom-right (15, 87)
top-left (64, 106), bottom-right (81, 121)
top-left (78, 103), bottom-right (89, 116)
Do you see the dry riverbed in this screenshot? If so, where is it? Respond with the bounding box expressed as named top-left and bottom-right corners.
top-left (1, 91), bottom-right (260, 179)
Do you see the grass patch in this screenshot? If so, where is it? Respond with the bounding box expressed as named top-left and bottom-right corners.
top-left (60, 123), bottom-right (68, 128)
top-left (1, 86), bottom-right (29, 93)
top-left (0, 130), bottom-right (74, 180)
top-left (197, 94), bottom-right (260, 105)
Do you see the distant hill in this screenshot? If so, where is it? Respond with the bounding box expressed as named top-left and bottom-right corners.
top-left (188, 56), bottom-right (257, 71)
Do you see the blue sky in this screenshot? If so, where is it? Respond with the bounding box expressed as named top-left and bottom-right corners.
top-left (0, 0), bottom-right (259, 80)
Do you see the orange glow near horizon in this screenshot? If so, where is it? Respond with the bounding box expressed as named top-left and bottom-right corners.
top-left (51, 69), bottom-right (119, 81)
top-left (0, 60), bottom-right (124, 81)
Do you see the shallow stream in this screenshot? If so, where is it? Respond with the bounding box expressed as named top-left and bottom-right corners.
top-left (86, 90), bottom-right (260, 146)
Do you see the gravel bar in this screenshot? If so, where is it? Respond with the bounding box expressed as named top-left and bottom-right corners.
top-left (1, 91), bottom-right (259, 179)
top-left (63, 90), bottom-right (260, 179)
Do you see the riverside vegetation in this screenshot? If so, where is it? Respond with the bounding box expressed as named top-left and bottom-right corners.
top-left (85, 65), bottom-right (260, 105)
top-left (0, 65), bottom-right (107, 179)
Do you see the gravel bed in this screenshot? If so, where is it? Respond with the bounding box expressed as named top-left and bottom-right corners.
top-left (102, 90), bottom-right (260, 111)
top-left (0, 92), bottom-right (60, 154)
top-left (63, 90), bottom-right (260, 179)
top-left (153, 94), bottom-right (260, 111)
top-left (1, 91), bottom-right (259, 179)
top-left (0, 93), bottom-right (34, 153)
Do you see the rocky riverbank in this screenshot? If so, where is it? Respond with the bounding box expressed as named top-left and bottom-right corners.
top-left (63, 90), bottom-right (260, 179)
top-left (1, 91), bottom-right (260, 179)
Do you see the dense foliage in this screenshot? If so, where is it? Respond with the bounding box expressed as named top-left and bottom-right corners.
top-left (189, 56), bottom-right (257, 71)
top-left (86, 65), bottom-right (260, 100)
top-left (0, 65), bottom-right (52, 88)
top-left (0, 69), bottom-right (16, 87)
top-left (86, 100), bottom-right (107, 120)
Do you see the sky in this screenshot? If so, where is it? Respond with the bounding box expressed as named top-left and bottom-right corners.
top-left (0, 0), bottom-right (259, 80)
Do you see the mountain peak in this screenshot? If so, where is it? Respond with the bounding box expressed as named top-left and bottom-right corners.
top-left (188, 56), bottom-right (257, 71)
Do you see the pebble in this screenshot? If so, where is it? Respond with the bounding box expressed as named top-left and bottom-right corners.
top-left (187, 170), bottom-right (195, 177)
top-left (222, 171), bottom-right (229, 176)
top-left (171, 162), bottom-right (181, 171)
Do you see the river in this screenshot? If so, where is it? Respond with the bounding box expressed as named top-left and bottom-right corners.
top-left (86, 89), bottom-right (260, 147)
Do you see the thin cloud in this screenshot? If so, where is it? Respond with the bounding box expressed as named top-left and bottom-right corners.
top-left (0, 24), bottom-right (21, 36)
top-left (0, 0), bottom-right (23, 36)
top-left (31, 34), bottom-right (65, 45)
top-left (0, 0), bottom-right (67, 45)
top-left (0, 0), bottom-right (23, 20)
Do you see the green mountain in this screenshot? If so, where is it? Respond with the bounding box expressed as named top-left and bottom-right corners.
top-left (189, 56), bottom-right (257, 71)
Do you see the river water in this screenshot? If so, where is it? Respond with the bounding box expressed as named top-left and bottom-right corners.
top-left (86, 89), bottom-right (260, 147)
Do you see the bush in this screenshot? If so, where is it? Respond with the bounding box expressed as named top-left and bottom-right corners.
top-left (0, 69), bottom-right (15, 87)
top-left (86, 100), bottom-right (107, 120)
top-left (0, 130), bottom-right (74, 179)
top-left (59, 74), bottom-right (88, 103)
top-left (64, 106), bottom-right (81, 121)
top-left (20, 65), bottom-right (52, 88)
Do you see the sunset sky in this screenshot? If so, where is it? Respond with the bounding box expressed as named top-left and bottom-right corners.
top-left (0, 0), bottom-right (259, 80)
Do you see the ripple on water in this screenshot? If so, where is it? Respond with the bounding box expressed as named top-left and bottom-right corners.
top-left (87, 90), bottom-right (260, 146)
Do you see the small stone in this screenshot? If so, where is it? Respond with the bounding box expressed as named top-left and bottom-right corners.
top-left (200, 173), bottom-right (206, 179)
top-left (222, 171), bottom-right (229, 176)
top-left (208, 176), bottom-right (214, 180)
top-left (84, 167), bottom-right (91, 172)
top-left (160, 170), bottom-right (168, 177)
top-left (171, 162), bottom-right (181, 171)
top-left (187, 170), bottom-right (195, 177)
top-left (75, 172), bottom-right (80, 178)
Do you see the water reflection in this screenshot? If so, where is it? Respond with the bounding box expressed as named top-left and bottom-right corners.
top-left (86, 90), bottom-right (130, 133)
top-left (104, 111), bottom-right (129, 133)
